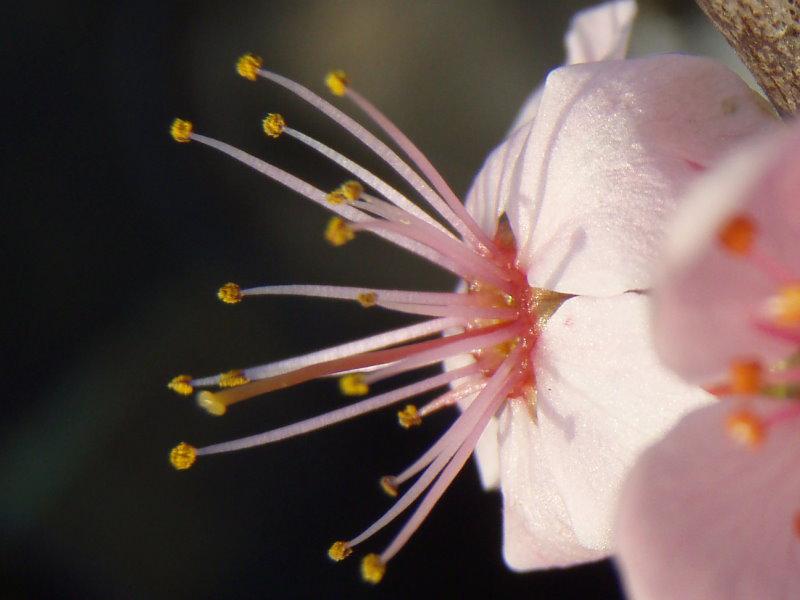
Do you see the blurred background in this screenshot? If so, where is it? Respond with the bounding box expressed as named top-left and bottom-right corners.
top-left (3, 1), bottom-right (747, 598)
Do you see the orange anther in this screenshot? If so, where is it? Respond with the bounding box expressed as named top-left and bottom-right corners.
top-left (718, 215), bottom-right (756, 256)
top-left (729, 360), bottom-right (762, 395)
top-left (725, 410), bottom-right (764, 447)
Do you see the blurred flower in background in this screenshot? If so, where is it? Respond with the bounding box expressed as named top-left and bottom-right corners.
top-left (1, 1), bottom-right (763, 598)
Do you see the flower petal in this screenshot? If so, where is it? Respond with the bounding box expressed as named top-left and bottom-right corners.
top-left (500, 293), bottom-right (709, 565)
top-left (470, 55), bottom-right (776, 296)
top-left (616, 399), bottom-right (800, 600)
top-left (509, 0), bottom-right (638, 132)
top-left (654, 123), bottom-right (800, 382)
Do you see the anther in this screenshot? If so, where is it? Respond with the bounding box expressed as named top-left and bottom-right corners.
top-left (729, 360), bottom-right (763, 395)
top-left (339, 373), bottom-right (369, 396)
top-left (725, 410), bottom-right (764, 447)
top-left (236, 53), bottom-right (263, 81)
top-left (170, 118), bottom-right (193, 143)
top-left (379, 475), bottom-right (398, 497)
top-left (328, 540), bottom-right (353, 561)
top-left (397, 404), bottom-right (422, 429)
top-left (718, 214), bottom-right (756, 256)
top-left (772, 284), bottom-right (800, 326)
top-left (325, 70), bottom-right (349, 97)
top-left (324, 217), bottom-right (355, 246)
top-left (326, 189), bottom-right (348, 205)
top-left (168, 374), bottom-right (194, 396)
top-left (340, 180), bottom-right (364, 202)
top-left (218, 282), bottom-right (242, 304)
top-left (357, 292), bottom-right (377, 308)
top-left (360, 553), bottom-right (385, 584)
top-left (169, 442), bottom-right (197, 470)
top-left (219, 369), bottom-right (250, 388)
top-left (262, 113), bottom-right (286, 138)
top-left (197, 390), bottom-right (227, 416)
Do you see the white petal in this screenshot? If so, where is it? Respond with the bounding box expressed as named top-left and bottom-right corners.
top-left (565, 0), bottom-right (637, 65)
top-left (500, 293), bottom-right (710, 566)
top-left (616, 399), bottom-right (800, 600)
top-left (508, 55), bottom-right (775, 295)
top-left (509, 0), bottom-right (638, 132)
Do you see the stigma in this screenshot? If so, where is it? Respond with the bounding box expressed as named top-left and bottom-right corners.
top-left (168, 55), bottom-right (570, 582)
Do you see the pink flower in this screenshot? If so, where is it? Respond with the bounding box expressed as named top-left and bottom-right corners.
top-left (167, 0), bottom-right (775, 582)
top-left (614, 120), bottom-right (800, 599)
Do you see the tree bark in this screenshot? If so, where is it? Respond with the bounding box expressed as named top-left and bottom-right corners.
top-left (695, 0), bottom-right (800, 118)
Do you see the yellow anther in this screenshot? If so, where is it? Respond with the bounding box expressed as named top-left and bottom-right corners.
top-left (340, 180), bottom-right (364, 202)
top-left (170, 118), bottom-right (193, 143)
top-left (218, 282), bottom-right (242, 304)
top-left (325, 70), bottom-right (349, 96)
top-left (773, 284), bottom-right (800, 326)
top-left (168, 374), bottom-right (194, 396)
top-left (169, 442), bottom-right (197, 470)
top-left (397, 404), bottom-right (422, 429)
top-left (729, 360), bottom-right (763, 395)
top-left (718, 214), bottom-right (756, 256)
top-left (326, 189), bottom-right (348, 205)
top-left (219, 369), bottom-right (250, 388)
top-left (339, 373), bottom-right (369, 396)
top-left (725, 410), bottom-right (764, 447)
top-left (262, 113), bottom-right (285, 138)
top-left (236, 53), bottom-right (263, 81)
top-left (379, 475), bottom-right (398, 497)
top-left (197, 390), bottom-right (227, 416)
top-left (360, 553), bottom-right (385, 584)
top-left (327, 541), bottom-right (353, 562)
top-left (324, 217), bottom-right (355, 246)
top-left (357, 292), bottom-right (377, 308)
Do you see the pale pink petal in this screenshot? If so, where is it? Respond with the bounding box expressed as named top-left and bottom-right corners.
top-left (654, 123), bottom-right (800, 382)
top-left (500, 293), bottom-right (710, 561)
top-left (509, 0), bottom-right (638, 132)
top-left (565, 0), bottom-right (637, 65)
top-left (616, 399), bottom-right (800, 600)
top-left (469, 55), bottom-right (776, 296)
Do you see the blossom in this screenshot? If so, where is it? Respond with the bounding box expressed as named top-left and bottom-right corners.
top-left (614, 121), bottom-right (800, 599)
top-left (167, 0), bottom-right (775, 582)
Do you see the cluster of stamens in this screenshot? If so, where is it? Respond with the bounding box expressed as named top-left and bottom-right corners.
top-left (167, 54), bottom-right (568, 582)
top-left (712, 215), bottom-right (800, 449)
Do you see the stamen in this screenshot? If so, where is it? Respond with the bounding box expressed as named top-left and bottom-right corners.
top-left (379, 476), bottom-right (398, 497)
top-left (339, 373), bottom-right (369, 396)
top-left (360, 553), bottom-right (385, 584)
top-left (219, 369), bottom-right (249, 388)
top-left (194, 364), bottom-right (478, 455)
top-left (325, 70), bottom-right (349, 97)
top-left (725, 410), bottom-right (764, 447)
top-left (218, 282), bottom-right (242, 304)
top-left (325, 217), bottom-right (355, 246)
top-left (168, 374), bottom-right (194, 396)
top-left (343, 84), bottom-right (495, 253)
top-left (170, 118), bottom-right (193, 143)
top-left (768, 284), bottom-right (800, 326)
top-left (397, 405), bottom-right (421, 429)
top-left (327, 540), bottom-right (353, 562)
top-left (169, 442), bottom-right (197, 470)
top-left (192, 324), bottom-right (509, 413)
top-left (235, 53), bottom-right (263, 81)
top-left (357, 292), bottom-right (377, 307)
top-left (729, 360), bottom-right (763, 395)
top-left (262, 113), bottom-right (286, 138)
top-left (718, 214), bottom-right (755, 255)
top-left (192, 317), bottom-right (460, 387)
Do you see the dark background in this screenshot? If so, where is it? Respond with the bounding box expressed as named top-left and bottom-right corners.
top-left (3, 1), bottom-right (726, 598)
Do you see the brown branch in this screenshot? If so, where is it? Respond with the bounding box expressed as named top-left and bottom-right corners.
top-left (695, 0), bottom-right (800, 118)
